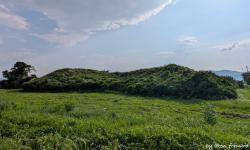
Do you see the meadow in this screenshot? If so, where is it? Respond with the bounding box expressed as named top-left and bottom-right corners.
top-left (0, 87), bottom-right (249, 149)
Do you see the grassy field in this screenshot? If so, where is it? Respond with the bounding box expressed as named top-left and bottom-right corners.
top-left (0, 88), bottom-right (250, 149)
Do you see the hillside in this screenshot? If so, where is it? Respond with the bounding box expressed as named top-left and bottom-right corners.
top-left (0, 88), bottom-right (249, 149)
top-left (214, 70), bottom-right (243, 81)
top-left (23, 64), bottom-right (239, 100)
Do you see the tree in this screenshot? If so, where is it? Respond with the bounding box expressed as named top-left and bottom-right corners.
top-left (242, 72), bottom-right (250, 85)
top-left (1, 62), bottom-right (36, 88)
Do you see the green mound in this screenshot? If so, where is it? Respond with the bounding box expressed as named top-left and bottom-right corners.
top-left (23, 64), bottom-right (239, 99)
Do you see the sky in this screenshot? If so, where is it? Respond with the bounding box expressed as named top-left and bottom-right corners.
top-left (0, 0), bottom-right (250, 77)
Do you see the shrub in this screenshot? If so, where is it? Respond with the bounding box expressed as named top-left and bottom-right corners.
top-left (203, 104), bottom-right (217, 125)
top-left (186, 72), bottom-right (238, 99)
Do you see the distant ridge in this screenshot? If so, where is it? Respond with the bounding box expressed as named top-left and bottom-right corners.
top-left (213, 70), bottom-right (243, 81)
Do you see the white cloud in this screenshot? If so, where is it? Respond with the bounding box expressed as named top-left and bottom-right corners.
top-left (179, 36), bottom-right (199, 45)
top-left (5, 0), bottom-right (174, 47)
top-left (32, 31), bottom-right (92, 47)
top-left (214, 38), bottom-right (250, 51)
top-left (0, 4), bottom-right (29, 30)
top-left (0, 4), bottom-right (10, 12)
top-left (96, 1), bottom-right (173, 30)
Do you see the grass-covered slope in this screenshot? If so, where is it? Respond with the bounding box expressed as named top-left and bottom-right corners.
top-left (23, 64), bottom-right (239, 99)
top-left (23, 68), bottom-right (118, 91)
top-left (0, 88), bottom-right (249, 149)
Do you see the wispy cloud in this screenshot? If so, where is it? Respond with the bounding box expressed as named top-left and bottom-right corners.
top-left (32, 31), bottom-right (91, 48)
top-left (214, 38), bottom-right (250, 51)
top-left (97, 1), bottom-right (174, 30)
top-left (0, 4), bottom-right (10, 12)
top-left (179, 36), bottom-right (199, 45)
top-left (11, 0), bottom-right (175, 47)
top-left (0, 4), bottom-right (29, 30)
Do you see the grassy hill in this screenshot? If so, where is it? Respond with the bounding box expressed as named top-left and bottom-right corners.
top-left (0, 87), bottom-right (249, 149)
top-left (23, 64), bottom-right (239, 100)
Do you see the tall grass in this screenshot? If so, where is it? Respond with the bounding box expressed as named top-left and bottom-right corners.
top-left (0, 89), bottom-right (249, 149)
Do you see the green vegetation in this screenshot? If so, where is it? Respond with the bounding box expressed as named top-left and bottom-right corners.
top-left (242, 72), bottom-right (250, 85)
top-left (0, 88), bottom-right (249, 149)
top-left (1, 63), bottom-right (246, 149)
top-left (0, 62), bottom-right (36, 89)
top-left (203, 104), bottom-right (217, 125)
top-left (23, 64), bottom-right (239, 100)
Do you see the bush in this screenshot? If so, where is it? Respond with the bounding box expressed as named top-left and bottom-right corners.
top-left (185, 72), bottom-right (238, 99)
top-left (203, 104), bottom-right (217, 125)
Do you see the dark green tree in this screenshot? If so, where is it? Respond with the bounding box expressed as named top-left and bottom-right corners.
top-left (242, 72), bottom-right (250, 85)
top-left (1, 62), bottom-right (36, 88)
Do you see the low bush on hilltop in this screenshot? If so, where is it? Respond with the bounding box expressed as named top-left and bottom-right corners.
top-left (23, 64), bottom-right (239, 99)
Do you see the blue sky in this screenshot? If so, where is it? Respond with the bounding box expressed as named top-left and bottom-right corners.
top-left (0, 0), bottom-right (250, 76)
